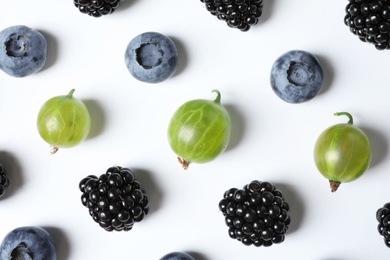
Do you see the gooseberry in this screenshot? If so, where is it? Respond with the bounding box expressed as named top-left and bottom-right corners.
top-left (37, 89), bottom-right (91, 154)
top-left (313, 112), bottom-right (372, 192)
top-left (167, 90), bottom-right (231, 170)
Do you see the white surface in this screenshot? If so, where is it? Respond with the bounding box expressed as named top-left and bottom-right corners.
top-left (1, 0), bottom-right (390, 259)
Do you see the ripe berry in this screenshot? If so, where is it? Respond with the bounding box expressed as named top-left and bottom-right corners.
top-left (219, 180), bottom-right (291, 247)
top-left (344, 0), bottom-right (390, 50)
top-left (73, 0), bottom-right (123, 17)
top-left (0, 164), bottom-right (9, 198)
top-left (200, 0), bottom-right (263, 32)
top-left (376, 202), bottom-right (390, 247)
top-left (79, 166), bottom-right (149, 232)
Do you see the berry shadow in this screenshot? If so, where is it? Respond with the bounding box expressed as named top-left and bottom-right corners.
top-left (257, 0), bottom-right (277, 25)
top-left (360, 125), bottom-right (388, 170)
top-left (272, 182), bottom-right (305, 234)
top-left (224, 104), bottom-right (246, 153)
top-left (169, 36), bottom-right (187, 79)
top-left (115, 0), bottom-right (139, 13)
top-left (83, 99), bottom-right (106, 140)
top-left (41, 226), bottom-right (71, 260)
top-left (186, 251), bottom-right (210, 260)
top-left (315, 54), bottom-right (334, 97)
top-left (131, 168), bottom-right (164, 217)
top-left (0, 151), bottom-right (23, 200)
top-left (38, 29), bottom-right (58, 73)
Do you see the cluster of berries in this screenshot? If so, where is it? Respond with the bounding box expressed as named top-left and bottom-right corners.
top-left (79, 166), bottom-right (149, 232)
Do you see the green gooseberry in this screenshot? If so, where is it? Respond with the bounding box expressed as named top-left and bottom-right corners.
top-left (313, 112), bottom-right (372, 192)
top-left (167, 90), bottom-right (231, 170)
top-left (37, 89), bottom-right (91, 154)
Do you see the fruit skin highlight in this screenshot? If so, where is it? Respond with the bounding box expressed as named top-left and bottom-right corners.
top-left (0, 226), bottom-right (56, 259)
top-left (0, 25), bottom-right (47, 77)
top-left (37, 89), bottom-right (91, 154)
top-left (313, 112), bottom-right (372, 192)
top-left (167, 90), bottom-right (231, 170)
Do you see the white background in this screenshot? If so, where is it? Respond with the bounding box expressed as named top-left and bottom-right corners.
top-left (1, 0), bottom-right (390, 259)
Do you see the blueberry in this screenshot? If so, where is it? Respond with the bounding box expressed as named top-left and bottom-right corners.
top-left (270, 50), bottom-right (324, 103)
top-left (0, 25), bottom-right (47, 78)
top-left (0, 226), bottom-right (56, 259)
top-left (159, 252), bottom-right (195, 260)
top-left (124, 32), bottom-right (179, 84)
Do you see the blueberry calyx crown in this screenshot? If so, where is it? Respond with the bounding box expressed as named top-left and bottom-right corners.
top-left (10, 242), bottom-right (33, 260)
top-left (5, 34), bottom-right (28, 58)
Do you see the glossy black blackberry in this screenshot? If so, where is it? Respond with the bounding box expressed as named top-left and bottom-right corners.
top-left (79, 166), bottom-right (149, 232)
top-left (200, 0), bottom-right (263, 32)
top-left (219, 180), bottom-right (290, 247)
top-left (376, 202), bottom-right (390, 247)
top-left (0, 164), bottom-right (9, 198)
top-left (73, 0), bottom-right (123, 17)
top-left (344, 0), bottom-right (390, 50)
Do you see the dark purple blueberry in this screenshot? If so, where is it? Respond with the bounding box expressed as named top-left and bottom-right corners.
top-left (124, 32), bottom-right (179, 84)
top-left (0, 25), bottom-right (47, 77)
top-left (159, 252), bottom-right (195, 260)
top-left (0, 226), bottom-right (56, 259)
top-left (270, 50), bottom-right (324, 103)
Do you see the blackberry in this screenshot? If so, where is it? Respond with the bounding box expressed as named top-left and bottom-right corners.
top-left (218, 180), bottom-right (290, 247)
top-left (200, 0), bottom-right (263, 32)
top-left (79, 166), bottom-right (149, 232)
top-left (73, 0), bottom-right (123, 17)
top-left (344, 0), bottom-right (390, 50)
top-left (0, 164), bottom-right (9, 198)
top-left (376, 202), bottom-right (390, 247)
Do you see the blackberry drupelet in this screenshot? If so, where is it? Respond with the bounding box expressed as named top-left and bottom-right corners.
top-left (200, 0), bottom-right (263, 32)
top-left (219, 180), bottom-right (290, 247)
top-left (376, 202), bottom-right (390, 247)
top-left (344, 0), bottom-right (390, 50)
top-left (73, 0), bottom-right (123, 17)
top-left (0, 164), bottom-right (9, 198)
top-left (79, 166), bottom-right (149, 232)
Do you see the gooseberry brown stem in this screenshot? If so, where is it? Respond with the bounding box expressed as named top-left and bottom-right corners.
top-left (334, 112), bottom-right (353, 125)
top-left (177, 157), bottom-right (190, 170)
top-left (329, 180), bottom-right (341, 192)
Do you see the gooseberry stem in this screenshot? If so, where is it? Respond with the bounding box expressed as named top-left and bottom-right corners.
top-left (212, 89), bottom-right (221, 104)
top-left (329, 180), bottom-right (341, 192)
top-left (177, 157), bottom-right (190, 170)
top-left (50, 146), bottom-right (59, 154)
top-left (67, 89), bottom-right (76, 98)
top-left (334, 112), bottom-right (353, 125)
